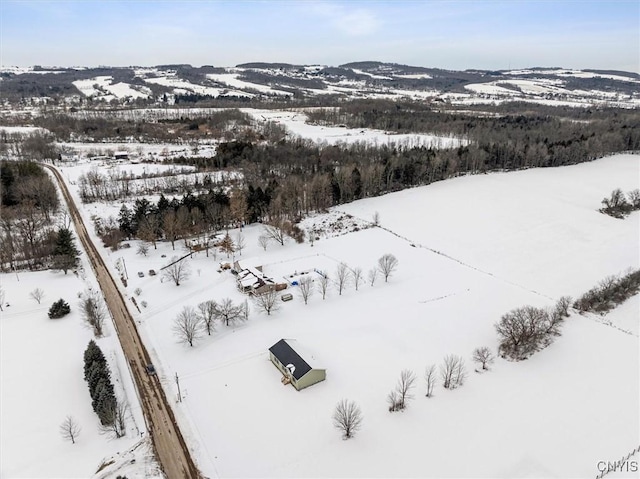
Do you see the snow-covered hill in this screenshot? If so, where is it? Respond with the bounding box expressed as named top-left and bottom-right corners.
top-left (1, 62), bottom-right (639, 108)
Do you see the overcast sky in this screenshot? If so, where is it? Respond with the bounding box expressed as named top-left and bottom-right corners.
top-left (2, 0), bottom-right (638, 72)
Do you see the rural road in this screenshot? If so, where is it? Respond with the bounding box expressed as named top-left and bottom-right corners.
top-left (44, 164), bottom-right (201, 479)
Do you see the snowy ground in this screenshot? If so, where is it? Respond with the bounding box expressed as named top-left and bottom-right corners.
top-left (206, 72), bottom-right (293, 97)
top-left (58, 141), bottom-right (217, 161)
top-left (0, 269), bottom-right (152, 478)
top-left (59, 153), bottom-right (639, 478)
top-left (243, 109), bottom-right (465, 148)
top-left (72, 76), bottom-right (151, 102)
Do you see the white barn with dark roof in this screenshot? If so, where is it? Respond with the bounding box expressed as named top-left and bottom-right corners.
top-left (268, 339), bottom-right (326, 391)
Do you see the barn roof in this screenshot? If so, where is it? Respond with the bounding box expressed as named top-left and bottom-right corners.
top-left (268, 339), bottom-right (312, 380)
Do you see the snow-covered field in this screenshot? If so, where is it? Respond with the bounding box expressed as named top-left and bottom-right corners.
top-left (58, 141), bottom-right (217, 161)
top-left (72, 76), bottom-right (151, 101)
top-left (462, 78), bottom-right (636, 107)
top-left (142, 71), bottom-right (250, 99)
top-left (3, 153), bottom-right (637, 477)
top-left (243, 109), bottom-right (465, 148)
top-left (505, 69), bottom-right (640, 83)
top-left (206, 72), bottom-right (293, 96)
top-left (0, 268), bottom-right (153, 478)
top-left (53, 153), bottom-right (639, 478)
top-left (0, 125), bottom-right (47, 135)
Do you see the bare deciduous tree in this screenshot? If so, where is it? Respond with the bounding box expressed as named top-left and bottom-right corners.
top-left (332, 399), bottom-right (363, 439)
top-left (424, 364), bottom-right (437, 397)
top-left (495, 306), bottom-right (556, 360)
top-left (197, 300), bottom-right (217, 335)
top-left (553, 296), bottom-right (572, 319)
top-left (163, 210), bottom-right (179, 250)
top-left (351, 267), bottom-right (363, 291)
top-left (136, 242), bottom-right (149, 257)
top-left (396, 369), bottom-right (416, 409)
top-left (298, 276), bottom-right (314, 305)
top-left (258, 234), bottom-right (270, 251)
top-left (388, 369), bottom-right (416, 412)
top-left (242, 299), bottom-right (250, 321)
top-left (440, 354), bottom-right (467, 389)
top-left (253, 289), bottom-right (280, 315)
top-left (30, 287), bottom-right (45, 304)
top-left (80, 289), bottom-right (107, 337)
top-left (335, 262), bottom-right (350, 295)
top-left (387, 390), bottom-right (401, 412)
top-left (472, 347), bottom-right (495, 371)
top-left (59, 415), bottom-right (81, 444)
top-left (235, 231), bottom-right (246, 256)
top-left (262, 222), bottom-right (285, 246)
top-left (378, 254), bottom-right (399, 282)
top-left (137, 215), bottom-right (158, 249)
top-left (214, 298), bottom-right (245, 326)
top-left (368, 267), bottom-right (378, 286)
top-left (173, 306), bottom-right (202, 347)
top-left (162, 257), bottom-right (191, 286)
top-left (99, 401), bottom-right (128, 439)
top-left (318, 272), bottom-right (330, 299)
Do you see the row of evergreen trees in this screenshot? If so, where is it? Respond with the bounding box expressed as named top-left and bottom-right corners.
top-left (83, 340), bottom-right (117, 426)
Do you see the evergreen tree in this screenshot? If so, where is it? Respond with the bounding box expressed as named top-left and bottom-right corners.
top-left (92, 377), bottom-right (116, 424)
top-left (157, 194), bottom-right (170, 215)
top-left (52, 228), bottom-right (79, 274)
top-left (86, 361), bottom-right (110, 396)
top-left (48, 298), bottom-right (71, 318)
top-left (219, 233), bottom-right (235, 257)
top-left (117, 204), bottom-right (133, 238)
top-left (82, 340), bottom-right (118, 425)
top-left (83, 340), bottom-right (106, 379)
top-left (132, 197), bottom-right (151, 234)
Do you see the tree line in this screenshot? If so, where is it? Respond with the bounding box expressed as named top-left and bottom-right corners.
top-left (573, 269), bottom-right (640, 314)
top-left (152, 104), bottom-right (639, 227)
top-left (0, 161), bottom-right (79, 272)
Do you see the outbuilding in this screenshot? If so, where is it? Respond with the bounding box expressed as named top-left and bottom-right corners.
top-left (268, 339), bottom-right (326, 391)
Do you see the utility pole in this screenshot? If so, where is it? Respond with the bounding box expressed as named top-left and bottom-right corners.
top-left (175, 373), bottom-right (182, 402)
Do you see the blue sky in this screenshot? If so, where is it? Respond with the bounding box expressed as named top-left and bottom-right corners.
top-left (1, 1), bottom-right (638, 71)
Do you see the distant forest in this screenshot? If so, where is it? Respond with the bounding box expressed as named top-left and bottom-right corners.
top-left (44, 100), bottom-right (639, 251)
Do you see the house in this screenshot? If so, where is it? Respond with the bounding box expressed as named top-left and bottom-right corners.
top-left (234, 259), bottom-right (287, 295)
top-left (268, 339), bottom-right (326, 391)
top-left (236, 266), bottom-right (275, 294)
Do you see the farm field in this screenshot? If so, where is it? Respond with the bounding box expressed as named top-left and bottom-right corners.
top-left (57, 153), bottom-right (640, 478)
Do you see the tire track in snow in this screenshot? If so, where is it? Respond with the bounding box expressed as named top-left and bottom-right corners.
top-left (419, 289), bottom-right (471, 303)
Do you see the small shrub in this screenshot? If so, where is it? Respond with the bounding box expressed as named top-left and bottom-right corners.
top-left (285, 222), bottom-right (305, 243)
top-left (600, 188), bottom-right (637, 218)
top-left (134, 288), bottom-right (142, 296)
top-left (49, 299), bottom-right (71, 319)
